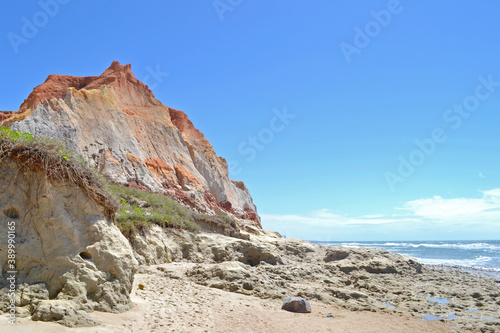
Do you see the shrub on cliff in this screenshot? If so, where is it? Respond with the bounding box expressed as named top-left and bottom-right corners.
top-left (108, 184), bottom-right (200, 240)
top-left (108, 184), bottom-right (241, 241)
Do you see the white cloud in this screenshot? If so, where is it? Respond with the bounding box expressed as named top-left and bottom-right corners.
top-left (261, 188), bottom-right (500, 240)
top-left (399, 196), bottom-right (489, 219)
top-left (261, 209), bottom-right (409, 228)
top-left (482, 188), bottom-right (500, 197)
top-left (399, 189), bottom-right (500, 220)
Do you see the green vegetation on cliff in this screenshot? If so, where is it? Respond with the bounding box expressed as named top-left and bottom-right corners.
top-left (107, 184), bottom-right (241, 241)
top-left (107, 184), bottom-right (200, 239)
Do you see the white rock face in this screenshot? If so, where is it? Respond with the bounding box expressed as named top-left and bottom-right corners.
top-left (0, 160), bottom-right (138, 323)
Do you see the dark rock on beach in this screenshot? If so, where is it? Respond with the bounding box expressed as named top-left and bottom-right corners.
top-left (282, 297), bottom-right (312, 313)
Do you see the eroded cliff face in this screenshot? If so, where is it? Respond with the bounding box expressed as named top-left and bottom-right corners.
top-left (0, 160), bottom-right (138, 326)
top-left (2, 61), bottom-right (259, 225)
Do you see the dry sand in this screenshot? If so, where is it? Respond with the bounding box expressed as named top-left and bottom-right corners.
top-left (2, 263), bottom-right (456, 333)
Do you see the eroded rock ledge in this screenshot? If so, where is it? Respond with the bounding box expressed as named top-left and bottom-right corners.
top-left (0, 160), bottom-right (138, 327)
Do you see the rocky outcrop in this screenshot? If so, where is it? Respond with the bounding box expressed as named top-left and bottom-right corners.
top-left (1, 61), bottom-right (259, 225)
top-left (131, 225), bottom-right (284, 266)
top-left (0, 160), bottom-right (138, 326)
top-left (324, 247), bottom-right (423, 274)
top-left (130, 227), bottom-right (500, 332)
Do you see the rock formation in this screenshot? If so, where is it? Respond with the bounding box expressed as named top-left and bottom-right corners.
top-left (1, 61), bottom-right (260, 225)
top-left (0, 159), bottom-right (138, 326)
top-left (133, 228), bottom-right (500, 332)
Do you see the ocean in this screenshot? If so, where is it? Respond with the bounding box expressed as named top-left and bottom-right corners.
top-left (314, 240), bottom-right (500, 276)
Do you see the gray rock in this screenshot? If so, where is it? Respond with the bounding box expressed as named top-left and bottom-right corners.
top-left (324, 249), bottom-right (350, 262)
top-left (242, 281), bottom-right (254, 290)
top-left (18, 283), bottom-right (49, 306)
top-left (31, 300), bottom-right (78, 322)
top-left (471, 291), bottom-right (482, 298)
top-left (31, 300), bottom-right (101, 327)
top-left (281, 297), bottom-right (312, 313)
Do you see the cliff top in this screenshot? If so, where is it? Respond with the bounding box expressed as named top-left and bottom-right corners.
top-left (19, 61), bottom-right (157, 112)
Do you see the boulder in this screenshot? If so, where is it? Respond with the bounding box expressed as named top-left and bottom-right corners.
top-left (281, 297), bottom-right (312, 313)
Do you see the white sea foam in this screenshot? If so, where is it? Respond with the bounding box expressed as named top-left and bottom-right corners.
top-left (412, 256), bottom-right (500, 271)
top-left (412, 243), bottom-right (499, 250)
top-left (340, 242), bottom-right (500, 251)
top-left (336, 242), bottom-right (375, 248)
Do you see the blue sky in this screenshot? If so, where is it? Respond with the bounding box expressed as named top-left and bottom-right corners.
top-left (2, 1), bottom-right (500, 240)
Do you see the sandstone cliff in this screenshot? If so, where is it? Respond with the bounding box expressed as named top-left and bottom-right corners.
top-left (0, 156), bottom-right (138, 326)
top-left (1, 61), bottom-right (259, 225)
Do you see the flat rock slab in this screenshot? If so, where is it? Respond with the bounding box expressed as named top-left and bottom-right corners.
top-left (281, 297), bottom-right (312, 313)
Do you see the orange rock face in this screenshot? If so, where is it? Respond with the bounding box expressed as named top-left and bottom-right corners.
top-left (3, 61), bottom-right (260, 225)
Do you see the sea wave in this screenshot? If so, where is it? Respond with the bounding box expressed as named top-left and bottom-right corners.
top-left (339, 242), bottom-right (500, 251)
top-left (409, 243), bottom-right (499, 250)
top-left (413, 256), bottom-right (500, 272)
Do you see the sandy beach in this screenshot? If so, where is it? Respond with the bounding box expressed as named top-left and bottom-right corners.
top-left (3, 262), bottom-right (456, 333)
